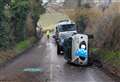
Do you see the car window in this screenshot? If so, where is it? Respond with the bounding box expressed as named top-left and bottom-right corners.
top-left (59, 24), bottom-right (76, 32)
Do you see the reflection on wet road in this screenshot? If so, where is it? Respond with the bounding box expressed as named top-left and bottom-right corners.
top-left (0, 36), bottom-right (116, 82)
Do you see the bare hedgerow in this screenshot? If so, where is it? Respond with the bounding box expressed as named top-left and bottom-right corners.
top-left (94, 14), bottom-right (120, 51)
top-left (64, 8), bottom-right (102, 33)
top-left (64, 5), bottom-right (120, 51)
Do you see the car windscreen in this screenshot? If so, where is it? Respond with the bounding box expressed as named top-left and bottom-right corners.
top-left (59, 24), bottom-right (76, 32)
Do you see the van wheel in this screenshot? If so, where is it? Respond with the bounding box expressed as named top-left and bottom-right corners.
top-left (57, 44), bottom-right (61, 55)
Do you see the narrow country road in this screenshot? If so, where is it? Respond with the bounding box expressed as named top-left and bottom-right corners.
top-left (0, 3), bottom-right (118, 82)
top-left (0, 36), bottom-right (116, 82)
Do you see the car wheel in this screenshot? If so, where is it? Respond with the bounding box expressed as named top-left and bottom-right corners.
top-left (67, 59), bottom-right (71, 64)
top-left (87, 57), bottom-right (93, 66)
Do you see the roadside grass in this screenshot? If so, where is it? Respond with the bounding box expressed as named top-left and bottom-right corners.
top-left (91, 49), bottom-right (120, 77)
top-left (99, 50), bottom-right (120, 67)
top-left (0, 37), bottom-right (36, 64)
top-left (15, 39), bottom-right (30, 54)
top-left (91, 48), bottom-right (120, 68)
top-left (15, 37), bottom-right (36, 54)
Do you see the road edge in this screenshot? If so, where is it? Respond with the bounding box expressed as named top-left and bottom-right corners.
top-left (0, 38), bottom-right (42, 70)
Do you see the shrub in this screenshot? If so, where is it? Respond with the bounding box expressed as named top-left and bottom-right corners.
top-left (75, 15), bottom-right (88, 33)
top-left (94, 14), bottom-right (120, 51)
top-left (64, 8), bottom-right (102, 33)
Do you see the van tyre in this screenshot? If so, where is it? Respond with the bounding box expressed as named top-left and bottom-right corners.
top-left (57, 44), bottom-right (61, 55)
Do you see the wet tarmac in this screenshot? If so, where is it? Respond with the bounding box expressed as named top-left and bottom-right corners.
top-left (0, 36), bottom-right (117, 82)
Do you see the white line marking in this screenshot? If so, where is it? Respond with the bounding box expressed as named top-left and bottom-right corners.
top-left (50, 63), bottom-right (53, 82)
top-left (50, 42), bottom-right (53, 82)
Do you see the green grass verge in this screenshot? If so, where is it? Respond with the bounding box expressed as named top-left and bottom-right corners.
top-left (15, 40), bottom-right (30, 53)
top-left (15, 37), bottom-right (36, 54)
top-left (91, 48), bottom-right (120, 68)
top-left (0, 37), bottom-right (37, 64)
top-left (99, 50), bottom-right (120, 67)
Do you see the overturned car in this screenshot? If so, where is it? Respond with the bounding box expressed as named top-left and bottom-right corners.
top-left (63, 34), bottom-right (93, 65)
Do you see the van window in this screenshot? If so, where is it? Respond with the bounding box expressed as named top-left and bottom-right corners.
top-left (59, 24), bottom-right (76, 32)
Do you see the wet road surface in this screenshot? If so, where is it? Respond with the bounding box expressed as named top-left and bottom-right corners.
top-left (0, 36), bottom-right (116, 82)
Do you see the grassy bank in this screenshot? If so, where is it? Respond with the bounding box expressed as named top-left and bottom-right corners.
top-left (15, 37), bottom-right (36, 54)
top-left (91, 48), bottom-right (120, 77)
top-left (91, 48), bottom-right (120, 67)
top-left (0, 37), bottom-right (37, 65)
top-left (98, 50), bottom-right (120, 68)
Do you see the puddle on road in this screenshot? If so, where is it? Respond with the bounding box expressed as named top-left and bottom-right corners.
top-left (23, 68), bottom-right (44, 73)
top-left (17, 68), bottom-right (45, 73)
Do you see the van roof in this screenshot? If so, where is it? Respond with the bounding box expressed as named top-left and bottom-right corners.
top-left (56, 20), bottom-right (75, 26)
